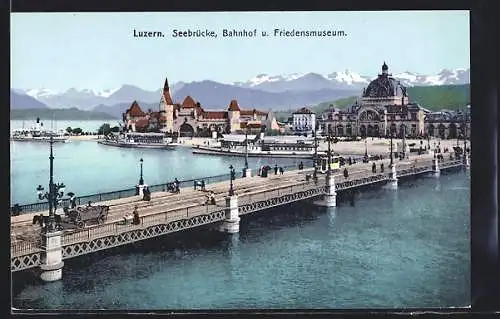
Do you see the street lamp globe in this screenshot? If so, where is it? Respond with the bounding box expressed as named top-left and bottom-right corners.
top-left (36, 185), bottom-right (44, 196)
top-left (59, 183), bottom-right (66, 195)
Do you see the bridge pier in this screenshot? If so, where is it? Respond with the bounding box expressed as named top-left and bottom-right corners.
top-left (463, 153), bottom-right (470, 169)
top-left (218, 195), bottom-right (240, 233)
top-left (433, 157), bottom-right (440, 177)
top-left (315, 174), bottom-right (336, 207)
top-left (39, 231), bottom-right (64, 282)
top-left (244, 168), bottom-right (252, 178)
top-left (136, 184), bottom-right (147, 197)
top-left (388, 164), bottom-right (398, 189)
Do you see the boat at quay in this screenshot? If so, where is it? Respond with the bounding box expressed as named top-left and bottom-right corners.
top-left (192, 134), bottom-right (317, 159)
top-left (98, 132), bottom-right (177, 149)
top-left (10, 118), bottom-right (69, 143)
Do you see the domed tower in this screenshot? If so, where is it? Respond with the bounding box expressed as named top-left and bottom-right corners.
top-left (361, 62), bottom-right (409, 106)
top-left (159, 76), bottom-right (175, 132)
top-left (227, 99), bottom-right (241, 132)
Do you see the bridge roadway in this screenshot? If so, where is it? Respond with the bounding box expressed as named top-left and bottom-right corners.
top-left (11, 153), bottom-right (464, 272)
top-left (11, 154), bottom-right (430, 238)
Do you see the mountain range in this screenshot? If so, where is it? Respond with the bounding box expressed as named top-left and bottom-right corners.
top-left (12, 68), bottom-right (469, 118)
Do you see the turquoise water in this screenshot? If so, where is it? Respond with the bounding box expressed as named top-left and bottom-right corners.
top-left (10, 120), bottom-right (121, 133)
top-left (10, 140), bottom-right (307, 205)
top-left (10, 122), bottom-right (470, 309)
top-left (12, 172), bottom-right (470, 309)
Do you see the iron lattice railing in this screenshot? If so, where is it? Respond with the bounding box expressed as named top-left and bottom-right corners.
top-left (10, 163), bottom-right (313, 216)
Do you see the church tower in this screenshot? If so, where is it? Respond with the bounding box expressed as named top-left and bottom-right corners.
top-left (159, 76), bottom-right (175, 132)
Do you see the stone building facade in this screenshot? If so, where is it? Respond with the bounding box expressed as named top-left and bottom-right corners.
top-left (292, 107), bottom-right (316, 135)
top-left (123, 77), bottom-right (279, 136)
top-left (319, 62), bottom-right (470, 139)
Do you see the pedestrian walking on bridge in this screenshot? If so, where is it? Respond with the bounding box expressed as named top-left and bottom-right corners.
top-left (380, 163), bottom-right (384, 173)
top-left (343, 167), bottom-right (349, 179)
top-left (279, 167), bottom-right (284, 175)
top-left (133, 206), bottom-right (140, 225)
top-left (372, 162), bottom-right (377, 173)
top-left (274, 164), bottom-right (278, 175)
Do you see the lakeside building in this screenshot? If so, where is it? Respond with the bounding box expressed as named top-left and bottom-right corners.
top-left (318, 62), bottom-right (471, 139)
top-left (123, 77), bottom-right (279, 137)
top-left (292, 107), bottom-right (316, 136)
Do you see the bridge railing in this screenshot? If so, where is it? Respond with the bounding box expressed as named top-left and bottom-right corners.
top-left (11, 162), bottom-right (314, 216)
top-left (59, 202), bottom-right (228, 247)
top-left (11, 238), bottom-right (42, 256)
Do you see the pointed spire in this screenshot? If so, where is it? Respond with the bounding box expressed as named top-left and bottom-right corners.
top-left (162, 76), bottom-right (173, 105)
top-left (164, 77), bottom-right (169, 91)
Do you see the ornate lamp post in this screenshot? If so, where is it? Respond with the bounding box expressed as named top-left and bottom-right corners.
top-left (229, 164), bottom-right (235, 196)
top-left (138, 158), bottom-right (144, 185)
top-left (463, 105), bottom-right (468, 152)
top-left (364, 138), bottom-right (368, 159)
top-left (326, 134), bottom-right (332, 178)
top-left (244, 128), bottom-right (249, 170)
top-left (389, 131), bottom-right (394, 167)
top-left (35, 136), bottom-right (69, 232)
top-left (313, 126), bottom-right (318, 179)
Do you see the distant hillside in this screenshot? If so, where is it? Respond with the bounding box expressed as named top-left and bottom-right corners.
top-left (312, 84), bottom-right (470, 114)
top-left (11, 91), bottom-right (50, 109)
top-left (406, 84), bottom-right (470, 111)
top-left (314, 96), bottom-right (359, 114)
top-left (93, 101), bottom-right (158, 119)
top-left (172, 80), bottom-right (357, 110)
top-left (10, 108), bottom-right (118, 120)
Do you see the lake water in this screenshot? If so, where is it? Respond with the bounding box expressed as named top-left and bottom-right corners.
top-left (10, 139), bottom-right (309, 205)
top-left (10, 119), bottom-right (121, 133)
top-left (10, 121), bottom-right (470, 310)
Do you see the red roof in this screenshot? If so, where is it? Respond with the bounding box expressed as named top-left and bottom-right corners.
top-left (182, 96), bottom-right (196, 108)
top-left (203, 111), bottom-right (227, 119)
top-left (163, 77), bottom-right (174, 105)
top-left (240, 109), bottom-right (267, 116)
top-left (163, 92), bottom-right (173, 105)
top-left (127, 101), bottom-right (146, 117)
top-left (195, 105), bottom-right (204, 115)
top-left (228, 99), bottom-right (241, 111)
top-left (134, 118), bottom-right (149, 128)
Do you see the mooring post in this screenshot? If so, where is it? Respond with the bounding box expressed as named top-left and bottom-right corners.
top-left (219, 195), bottom-right (240, 233)
top-left (389, 163), bottom-right (398, 189)
top-left (433, 156), bottom-right (440, 177)
top-left (40, 230), bottom-right (64, 281)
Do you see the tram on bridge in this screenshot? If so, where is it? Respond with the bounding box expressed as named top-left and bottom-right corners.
top-left (316, 154), bottom-right (342, 173)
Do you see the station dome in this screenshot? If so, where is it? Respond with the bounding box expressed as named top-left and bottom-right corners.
top-left (363, 62), bottom-right (407, 98)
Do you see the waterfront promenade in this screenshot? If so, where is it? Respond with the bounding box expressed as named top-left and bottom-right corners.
top-left (11, 151), bottom-right (467, 278)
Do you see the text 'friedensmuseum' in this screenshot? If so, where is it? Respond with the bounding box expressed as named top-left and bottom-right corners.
top-left (133, 29), bottom-right (348, 39)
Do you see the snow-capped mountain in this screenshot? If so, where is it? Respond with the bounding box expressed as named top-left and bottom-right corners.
top-left (12, 67), bottom-right (469, 112)
top-left (16, 83), bottom-right (186, 110)
top-left (234, 68), bottom-right (470, 92)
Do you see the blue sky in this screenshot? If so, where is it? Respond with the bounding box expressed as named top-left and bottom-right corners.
top-left (11, 11), bottom-right (469, 91)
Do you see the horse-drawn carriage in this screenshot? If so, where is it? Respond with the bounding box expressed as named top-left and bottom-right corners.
top-left (63, 205), bottom-right (110, 228)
